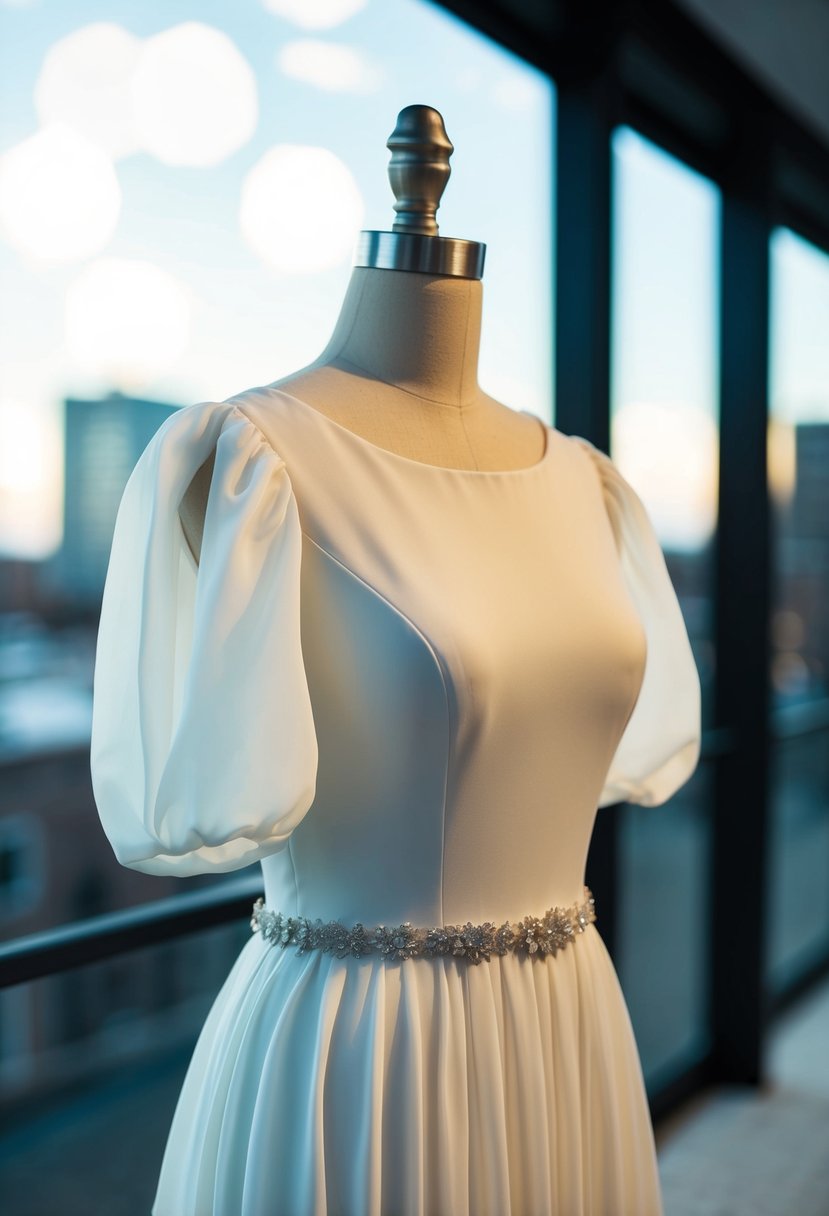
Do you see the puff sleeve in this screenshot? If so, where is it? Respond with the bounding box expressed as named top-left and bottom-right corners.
top-left (90, 399), bottom-right (318, 875)
top-left (571, 436), bottom-right (702, 808)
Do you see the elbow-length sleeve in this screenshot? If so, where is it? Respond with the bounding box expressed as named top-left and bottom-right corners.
top-left (90, 399), bottom-right (318, 876)
top-left (571, 436), bottom-right (702, 808)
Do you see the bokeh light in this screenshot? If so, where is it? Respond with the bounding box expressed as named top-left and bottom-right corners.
top-left (612, 400), bottom-right (718, 551)
top-left (0, 123), bottom-right (121, 264)
top-left (65, 258), bottom-right (192, 389)
top-left (276, 39), bottom-right (383, 92)
top-left (240, 143), bottom-right (364, 273)
top-left (261, 0), bottom-right (368, 30)
top-left (0, 397), bottom-right (63, 556)
top-left (131, 22), bottom-right (258, 167)
top-left (34, 23), bottom-right (143, 159)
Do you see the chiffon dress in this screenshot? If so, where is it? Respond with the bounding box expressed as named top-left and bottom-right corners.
top-left (90, 382), bottom-right (701, 1216)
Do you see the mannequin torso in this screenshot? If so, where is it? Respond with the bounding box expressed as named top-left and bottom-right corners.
top-left (180, 266), bottom-right (547, 563)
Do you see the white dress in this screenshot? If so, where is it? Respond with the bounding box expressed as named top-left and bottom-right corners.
top-left (90, 383), bottom-right (701, 1216)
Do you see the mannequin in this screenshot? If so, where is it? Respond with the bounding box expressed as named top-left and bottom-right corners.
top-left (89, 101), bottom-right (702, 1216)
top-left (180, 104), bottom-right (546, 565)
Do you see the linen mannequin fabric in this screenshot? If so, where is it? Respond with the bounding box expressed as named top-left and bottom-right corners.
top-left (90, 384), bottom-right (702, 1216)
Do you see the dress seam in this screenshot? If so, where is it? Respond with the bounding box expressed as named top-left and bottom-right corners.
top-left (301, 531), bottom-right (454, 926)
top-left (230, 402), bottom-right (288, 469)
top-left (232, 397), bottom-right (454, 922)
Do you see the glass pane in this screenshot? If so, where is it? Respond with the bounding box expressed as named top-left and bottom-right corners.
top-left (0, 2), bottom-right (553, 940)
top-left (0, 919), bottom-right (251, 1216)
top-left (768, 227), bottom-right (829, 710)
top-left (610, 127), bottom-right (720, 1085)
top-left (618, 764), bottom-right (713, 1088)
top-left (766, 227), bottom-right (829, 993)
top-left (766, 733), bottom-right (829, 989)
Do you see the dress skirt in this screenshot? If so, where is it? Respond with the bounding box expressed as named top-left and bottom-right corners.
top-left (151, 921), bottom-right (663, 1216)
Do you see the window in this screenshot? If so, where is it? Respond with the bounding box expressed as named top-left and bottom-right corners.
top-left (610, 126), bottom-right (719, 1087)
top-left (766, 227), bottom-right (829, 991)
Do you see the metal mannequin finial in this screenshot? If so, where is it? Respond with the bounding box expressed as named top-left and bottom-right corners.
top-left (353, 104), bottom-right (486, 280)
top-left (387, 105), bottom-right (453, 237)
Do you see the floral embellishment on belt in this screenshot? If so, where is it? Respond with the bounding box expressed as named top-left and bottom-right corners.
top-left (250, 887), bottom-right (596, 965)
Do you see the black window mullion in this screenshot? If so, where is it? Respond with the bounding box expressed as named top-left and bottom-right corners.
top-left (555, 63), bottom-right (619, 958)
top-left (711, 110), bottom-right (775, 1087)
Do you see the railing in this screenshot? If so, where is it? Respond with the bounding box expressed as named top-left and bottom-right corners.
top-left (0, 872), bottom-right (263, 988)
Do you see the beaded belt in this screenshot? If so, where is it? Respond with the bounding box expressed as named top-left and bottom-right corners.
top-left (250, 885), bottom-right (596, 965)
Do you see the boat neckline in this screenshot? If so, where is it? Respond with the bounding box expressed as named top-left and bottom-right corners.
top-left (266, 385), bottom-right (560, 478)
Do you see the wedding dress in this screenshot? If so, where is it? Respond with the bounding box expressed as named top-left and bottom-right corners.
top-left (90, 382), bottom-right (701, 1215)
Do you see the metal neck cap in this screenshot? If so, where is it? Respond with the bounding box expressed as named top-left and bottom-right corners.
top-left (353, 104), bottom-right (486, 281)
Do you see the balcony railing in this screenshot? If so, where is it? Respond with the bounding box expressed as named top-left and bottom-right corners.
top-left (0, 872), bottom-right (263, 988)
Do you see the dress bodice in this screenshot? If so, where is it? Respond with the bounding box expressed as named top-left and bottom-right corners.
top-left (242, 389), bottom-right (647, 927)
top-left (90, 384), bottom-right (700, 929)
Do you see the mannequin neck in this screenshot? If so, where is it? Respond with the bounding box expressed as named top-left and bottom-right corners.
top-left (310, 265), bottom-right (483, 407)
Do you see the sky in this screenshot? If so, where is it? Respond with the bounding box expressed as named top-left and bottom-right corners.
top-left (0, 0), bottom-right (826, 560)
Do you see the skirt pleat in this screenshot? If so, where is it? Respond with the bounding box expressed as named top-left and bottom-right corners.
top-left (152, 923), bottom-right (664, 1216)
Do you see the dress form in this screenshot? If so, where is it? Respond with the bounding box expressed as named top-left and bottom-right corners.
top-left (181, 105), bottom-right (545, 564)
top-left (271, 264), bottom-right (546, 472)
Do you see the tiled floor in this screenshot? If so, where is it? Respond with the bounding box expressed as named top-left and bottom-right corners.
top-left (656, 973), bottom-right (829, 1216)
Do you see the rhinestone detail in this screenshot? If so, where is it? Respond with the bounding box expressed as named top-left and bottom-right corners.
top-left (250, 886), bottom-right (596, 965)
